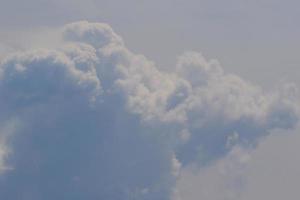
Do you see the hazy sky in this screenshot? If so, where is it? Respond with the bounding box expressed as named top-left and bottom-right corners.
top-left (0, 1), bottom-right (299, 200)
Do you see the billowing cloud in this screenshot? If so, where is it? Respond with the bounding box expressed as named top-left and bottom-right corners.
top-left (0, 21), bottom-right (298, 199)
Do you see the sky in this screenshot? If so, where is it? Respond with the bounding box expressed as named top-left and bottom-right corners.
top-left (0, 1), bottom-right (299, 200)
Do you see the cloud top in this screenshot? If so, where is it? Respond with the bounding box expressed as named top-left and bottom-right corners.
top-left (63, 21), bottom-right (124, 48)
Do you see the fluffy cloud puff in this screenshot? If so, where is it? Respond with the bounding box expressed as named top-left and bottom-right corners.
top-left (0, 21), bottom-right (298, 200)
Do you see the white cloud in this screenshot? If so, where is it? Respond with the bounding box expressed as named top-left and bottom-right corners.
top-left (0, 21), bottom-right (298, 200)
top-left (0, 119), bottom-right (19, 174)
top-left (63, 21), bottom-right (124, 48)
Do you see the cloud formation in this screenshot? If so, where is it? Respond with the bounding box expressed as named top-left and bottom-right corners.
top-left (0, 21), bottom-right (298, 199)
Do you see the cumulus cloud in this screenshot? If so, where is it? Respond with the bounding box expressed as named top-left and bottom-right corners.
top-left (0, 120), bottom-right (18, 174)
top-left (0, 21), bottom-right (298, 199)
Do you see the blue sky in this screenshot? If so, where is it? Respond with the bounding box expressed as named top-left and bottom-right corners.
top-left (0, 1), bottom-right (299, 200)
